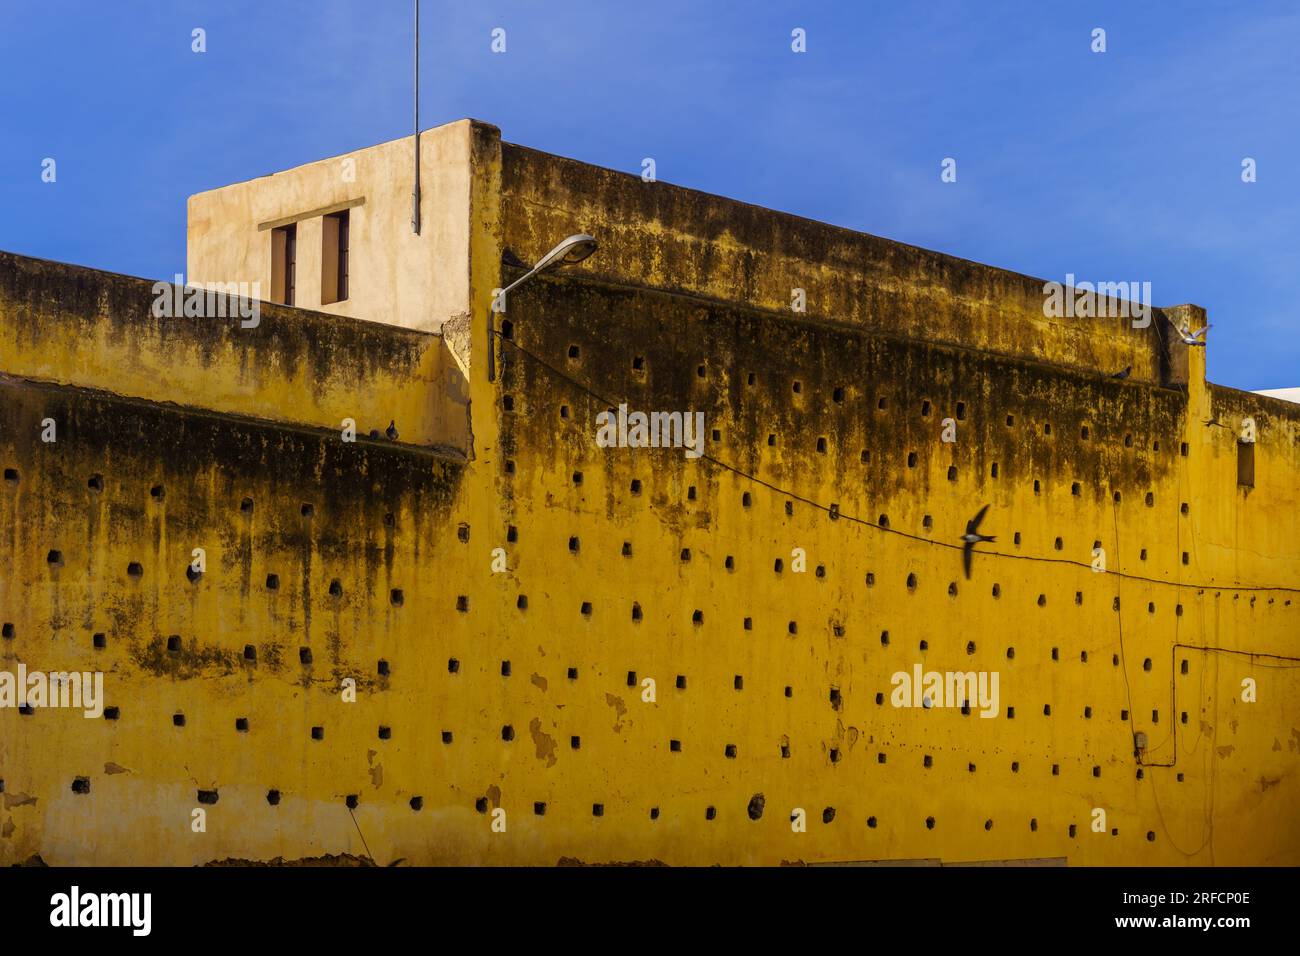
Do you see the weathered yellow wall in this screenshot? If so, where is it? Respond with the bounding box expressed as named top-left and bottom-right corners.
top-left (0, 252), bottom-right (469, 453)
top-left (1, 122), bottom-right (1297, 866)
top-left (500, 142), bottom-right (1174, 389)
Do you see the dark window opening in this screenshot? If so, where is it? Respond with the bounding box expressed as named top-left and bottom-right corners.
top-left (272, 223), bottom-right (297, 305)
top-left (1237, 441), bottom-right (1255, 488)
top-left (323, 210), bottom-right (350, 304)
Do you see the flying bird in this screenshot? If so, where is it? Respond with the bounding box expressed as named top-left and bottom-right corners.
top-left (961, 504), bottom-right (996, 579)
top-left (385, 420), bottom-right (399, 441)
top-left (1111, 365), bottom-right (1132, 379)
top-left (1178, 323), bottom-right (1210, 347)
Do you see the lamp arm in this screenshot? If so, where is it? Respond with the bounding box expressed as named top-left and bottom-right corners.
top-left (488, 267), bottom-right (538, 384)
top-left (499, 267), bottom-right (540, 299)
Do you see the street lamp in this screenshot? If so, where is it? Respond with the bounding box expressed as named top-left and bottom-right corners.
top-left (488, 233), bottom-right (597, 382)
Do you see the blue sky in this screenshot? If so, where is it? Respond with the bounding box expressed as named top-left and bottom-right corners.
top-left (2, 0), bottom-right (1297, 388)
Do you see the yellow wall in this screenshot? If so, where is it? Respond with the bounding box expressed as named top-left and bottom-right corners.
top-left (0, 253), bottom-right (469, 453)
top-left (1, 123), bottom-right (1297, 866)
top-left (500, 142), bottom-right (1174, 389)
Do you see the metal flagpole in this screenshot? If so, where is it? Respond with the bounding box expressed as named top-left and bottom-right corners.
top-left (412, 0), bottom-right (421, 235)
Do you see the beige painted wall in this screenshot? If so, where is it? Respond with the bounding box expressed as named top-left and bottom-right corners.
top-left (187, 119), bottom-right (477, 335)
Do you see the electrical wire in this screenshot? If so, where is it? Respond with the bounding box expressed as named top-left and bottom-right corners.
top-left (493, 330), bottom-right (1300, 595)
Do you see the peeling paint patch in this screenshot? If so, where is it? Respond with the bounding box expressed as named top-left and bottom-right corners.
top-left (605, 692), bottom-right (627, 732)
top-left (530, 717), bottom-right (557, 767)
top-left (530, 672), bottom-right (547, 691)
top-left (104, 762), bottom-right (130, 775)
top-left (843, 725), bottom-right (860, 749)
top-left (3, 792), bottom-right (37, 809)
top-left (1217, 745), bottom-right (1235, 759)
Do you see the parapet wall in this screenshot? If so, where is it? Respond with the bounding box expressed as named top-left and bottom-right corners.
top-left (0, 251), bottom-right (470, 453)
top-left (500, 141), bottom-right (1179, 389)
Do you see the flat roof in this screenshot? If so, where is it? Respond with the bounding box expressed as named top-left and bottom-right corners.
top-left (1252, 387), bottom-right (1300, 403)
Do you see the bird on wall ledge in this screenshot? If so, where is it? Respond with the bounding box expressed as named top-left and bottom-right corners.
top-left (961, 504), bottom-right (996, 579)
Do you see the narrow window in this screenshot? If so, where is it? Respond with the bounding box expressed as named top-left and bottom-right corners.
top-left (322, 210), bottom-right (350, 304)
top-left (1237, 441), bottom-right (1255, 488)
top-left (272, 223), bottom-right (297, 305)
